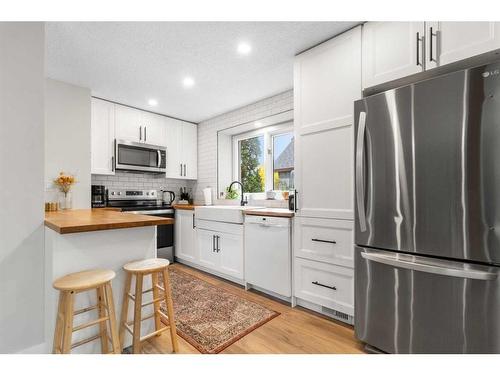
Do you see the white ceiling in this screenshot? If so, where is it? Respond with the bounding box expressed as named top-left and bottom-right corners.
top-left (46, 22), bottom-right (360, 123)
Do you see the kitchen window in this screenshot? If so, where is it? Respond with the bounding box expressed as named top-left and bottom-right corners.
top-left (233, 122), bottom-right (294, 196)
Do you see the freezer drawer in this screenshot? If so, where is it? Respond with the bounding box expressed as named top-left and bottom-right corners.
top-left (355, 246), bottom-right (500, 353)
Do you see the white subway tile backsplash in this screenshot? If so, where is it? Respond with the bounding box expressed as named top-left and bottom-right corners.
top-left (91, 171), bottom-right (195, 200)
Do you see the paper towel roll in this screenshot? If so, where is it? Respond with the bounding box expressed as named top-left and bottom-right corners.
top-left (203, 187), bottom-right (212, 206)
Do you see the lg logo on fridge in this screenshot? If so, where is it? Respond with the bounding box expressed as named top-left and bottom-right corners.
top-left (482, 69), bottom-right (500, 78)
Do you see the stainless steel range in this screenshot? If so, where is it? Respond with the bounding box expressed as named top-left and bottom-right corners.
top-left (107, 189), bottom-right (175, 262)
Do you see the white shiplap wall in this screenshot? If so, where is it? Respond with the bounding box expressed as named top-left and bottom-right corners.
top-left (193, 90), bottom-right (293, 203)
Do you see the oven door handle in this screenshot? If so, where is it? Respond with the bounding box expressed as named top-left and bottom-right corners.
top-left (361, 251), bottom-right (497, 281)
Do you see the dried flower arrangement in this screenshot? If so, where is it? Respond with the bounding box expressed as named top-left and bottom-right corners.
top-left (54, 171), bottom-right (76, 195)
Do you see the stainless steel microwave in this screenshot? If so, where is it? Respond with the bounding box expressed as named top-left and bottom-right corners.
top-left (115, 140), bottom-right (166, 173)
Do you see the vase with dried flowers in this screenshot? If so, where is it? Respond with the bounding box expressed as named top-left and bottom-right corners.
top-left (54, 172), bottom-right (76, 209)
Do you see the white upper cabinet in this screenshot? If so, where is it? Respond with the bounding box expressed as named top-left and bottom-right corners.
top-left (164, 118), bottom-right (183, 178)
top-left (115, 103), bottom-right (166, 146)
top-left (426, 22), bottom-right (500, 69)
top-left (182, 122), bottom-right (198, 180)
top-left (164, 118), bottom-right (197, 180)
top-left (91, 98), bottom-right (115, 175)
top-left (141, 111), bottom-right (166, 146)
top-left (114, 104), bottom-right (143, 142)
top-left (362, 22), bottom-right (425, 89)
top-left (294, 26), bottom-right (361, 220)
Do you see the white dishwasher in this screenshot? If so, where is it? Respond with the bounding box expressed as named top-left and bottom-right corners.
top-left (244, 215), bottom-right (292, 298)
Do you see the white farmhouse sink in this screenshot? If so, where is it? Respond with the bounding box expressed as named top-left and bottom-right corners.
top-left (195, 205), bottom-right (264, 224)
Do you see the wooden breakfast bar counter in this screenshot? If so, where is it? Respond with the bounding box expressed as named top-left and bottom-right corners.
top-left (44, 209), bottom-right (173, 353)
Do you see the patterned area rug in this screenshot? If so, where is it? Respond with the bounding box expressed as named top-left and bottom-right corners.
top-left (160, 268), bottom-right (279, 353)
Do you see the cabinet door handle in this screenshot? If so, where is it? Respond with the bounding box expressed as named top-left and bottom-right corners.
top-left (212, 235), bottom-right (216, 252)
top-left (180, 163), bottom-right (183, 176)
top-left (429, 26), bottom-right (437, 62)
top-left (312, 281), bottom-right (337, 290)
top-left (111, 156), bottom-right (115, 172)
top-left (416, 32), bottom-right (423, 67)
top-left (144, 126), bottom-right (147, 142)
top-left (311, 238), bottom-right (337, 244)
top-left (216, 235), bottom-right (220, 252)
top-left (294, 190), bottom-right (298, 212)
top-left (183, 164), bottom-right (186, 177)
top-left (192, 213), bottom-right (195, 229)
top-left (139, 126), bottom-right (142, 141)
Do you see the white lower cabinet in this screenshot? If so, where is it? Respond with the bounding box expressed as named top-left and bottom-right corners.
top-left (218, 232), bottom-right (244, 279)
top-left (194, 219), bottom-right (244, 281)
top-left (294, 257), bottom-right (354, 316)
top-left (293, 217), bottom-right (355, 319)
top-left (174, 210), bottom-right (197, 262)
top-left (197, 228), bottom-right (219, 269)
top-left (294, 217), bottom-right (354, 268)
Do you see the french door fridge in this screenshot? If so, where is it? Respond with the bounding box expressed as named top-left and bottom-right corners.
top-left (354, 61), bottom-right (500, 353)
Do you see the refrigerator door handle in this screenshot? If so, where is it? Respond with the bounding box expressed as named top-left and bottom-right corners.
top-left (361, 251), bottom-right (497, 281)
top-left (356, 111), bottom-right (367, 232)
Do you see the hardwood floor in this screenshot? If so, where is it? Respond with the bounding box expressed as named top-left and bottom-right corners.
top-left (141, 263), bottom-right (365, 354)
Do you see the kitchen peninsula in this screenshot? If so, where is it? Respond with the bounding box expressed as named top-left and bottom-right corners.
top-left (44, 209), bottom-right (173, 353)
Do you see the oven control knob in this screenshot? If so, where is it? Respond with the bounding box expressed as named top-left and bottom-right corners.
top-left (146, 192), bottom-right (149, 196)
top-left (118, 192), bottom-right (122, 195)
top-left (111, 192), bottom-right (115, 195)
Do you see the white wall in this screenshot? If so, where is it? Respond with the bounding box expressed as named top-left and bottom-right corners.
top-left (194, 90), bottom-right (293, 203)
top-left (45, 79), bottom-right (91, 208)
top-left (0, 22), bottom-right (45, 353)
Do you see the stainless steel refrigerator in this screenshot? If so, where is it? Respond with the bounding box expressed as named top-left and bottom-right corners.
top-left (354, 61), bottom-right (500, 354)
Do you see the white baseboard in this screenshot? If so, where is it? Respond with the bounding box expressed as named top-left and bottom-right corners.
top-left (16, 341), bottom-right (49, 354)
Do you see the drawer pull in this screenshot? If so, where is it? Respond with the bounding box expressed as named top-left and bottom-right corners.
top-left (311, 238), bottom-right (336, 244)
top-left (312, 281), bottom-right (337, 290)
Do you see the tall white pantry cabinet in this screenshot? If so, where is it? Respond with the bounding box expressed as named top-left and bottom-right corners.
top-left (292, 25), bottom-right (361, 321)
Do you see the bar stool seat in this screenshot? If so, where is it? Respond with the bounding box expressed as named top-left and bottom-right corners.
top-left (52, 269), bottom-right (121, 354)
top-left (123, 258), bottom-right (170, 274)
top-left (119, 258), bottom-right (178, 354)
top-left (53, 269), bottom-right (115, 291)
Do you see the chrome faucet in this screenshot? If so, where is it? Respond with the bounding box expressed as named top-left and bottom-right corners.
top-left (229, 180), bottom-right (248, 206)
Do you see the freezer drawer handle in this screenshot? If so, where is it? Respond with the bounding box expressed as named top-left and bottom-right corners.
top-left (312, 281), bottom-right (337, 290)
top-left (312, 238), bottom-right (336, 244)
top-left (360, 252), bottom-right (497, 281)
top-left (355, 111), bottom-right (367, 232)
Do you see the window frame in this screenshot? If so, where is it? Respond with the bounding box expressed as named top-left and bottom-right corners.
top-left (232, 121), bottom-right (293, 198)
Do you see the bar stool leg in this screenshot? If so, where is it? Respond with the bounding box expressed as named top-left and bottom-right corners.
top-left (119, 272), bottom-right (132, 348)
top-left (104, 282), bottom-right (121, 354)
top-left (52, 292), bottom-right (65, 353)
top-left (132, 274), bottom-right (144, 354)
top-left (61, 291), bottom-right (75, 354)
top-left (96, 286), bottom-right (109, 354)
top-left (161, 268), bottom-right (179, 353)
top-left (151, 272), bottom-right (162, 335)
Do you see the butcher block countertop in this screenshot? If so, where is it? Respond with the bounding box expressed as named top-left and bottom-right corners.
top-left (244, 208), bottom-right (294, 218)
top-left (45, 209), bottom-right (174, 234)
top-left (173, 204), bottom-right (197, 210)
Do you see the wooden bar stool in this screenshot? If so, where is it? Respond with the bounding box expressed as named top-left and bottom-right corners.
top-left (119, 258), bottom-right (178, 354)
top-left (52, 269), bottom-right (121, 354)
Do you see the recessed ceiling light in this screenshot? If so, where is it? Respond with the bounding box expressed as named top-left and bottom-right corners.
top-left (148, 99), bottom-right (158, 106)
top-left (237, 42), bottom-right (252, 55)
top-left (183, 76), bottom-right (195, 88)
